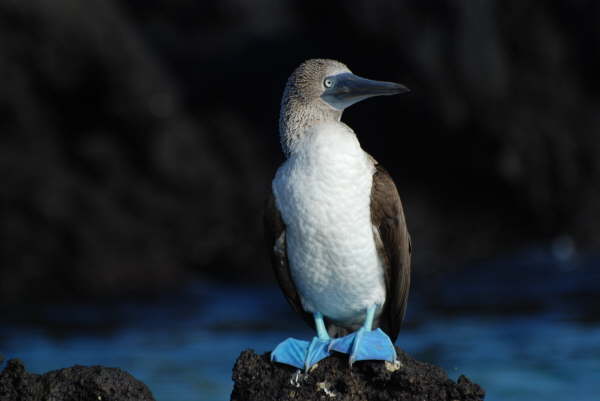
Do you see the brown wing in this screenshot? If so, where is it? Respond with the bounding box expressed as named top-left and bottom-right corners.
top-left (370, 163), bottom-right (412, 343)
top-left (264, 190), bottom-right (315, 330)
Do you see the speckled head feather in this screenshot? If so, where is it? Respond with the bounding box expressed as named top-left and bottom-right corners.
top-left (279, 59), bottom-right (351, 156)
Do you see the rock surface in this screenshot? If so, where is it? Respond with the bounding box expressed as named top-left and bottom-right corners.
top-left (231, 348), bottom-right (485, 401)
top-left (0, 357), bottom-right (155, 401)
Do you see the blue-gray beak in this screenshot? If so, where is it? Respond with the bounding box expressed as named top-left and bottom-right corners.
top-left (321, 72), bottom-right (410, 110)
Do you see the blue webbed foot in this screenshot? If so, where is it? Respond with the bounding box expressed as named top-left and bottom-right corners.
top-left (271, 337), bottom-right (330, 371)
top-left (329, 327), bottom-right (396, 366)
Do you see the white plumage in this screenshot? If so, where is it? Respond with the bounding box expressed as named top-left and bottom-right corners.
top-left (272, 121), bottom-right (386, 327)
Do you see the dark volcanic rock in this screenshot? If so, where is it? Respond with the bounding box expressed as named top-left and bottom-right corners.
top-left (231, 348), bottom-right (485, 401)
top-left (0, 358), bottom-right (155, 401)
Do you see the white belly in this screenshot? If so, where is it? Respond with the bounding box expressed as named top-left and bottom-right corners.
top-left (272, 123), bottom-right (386, 326)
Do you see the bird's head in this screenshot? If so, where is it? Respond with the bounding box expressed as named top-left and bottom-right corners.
top-left (279, 59), bottom-right (409, 155)
top-left (283, 58), bottom-right (409, 112)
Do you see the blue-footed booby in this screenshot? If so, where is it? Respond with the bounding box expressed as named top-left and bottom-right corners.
top-left (265, 59), bottom-right (411, 370)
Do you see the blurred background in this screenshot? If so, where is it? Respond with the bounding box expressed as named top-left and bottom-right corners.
top-left (1, 1), bottom-right (599, 400)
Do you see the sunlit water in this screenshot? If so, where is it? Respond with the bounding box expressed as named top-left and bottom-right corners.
top-left (1, 248), bottom-right (599, 401)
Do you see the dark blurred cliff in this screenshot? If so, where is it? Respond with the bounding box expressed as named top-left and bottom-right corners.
top-left (1, 0), bottom-right (599, 302)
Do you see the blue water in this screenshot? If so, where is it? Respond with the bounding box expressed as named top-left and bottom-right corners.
top-left (1, 248), bottom-right (599, 401)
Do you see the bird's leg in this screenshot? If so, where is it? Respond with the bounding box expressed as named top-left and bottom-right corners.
top-left (362, 304), bottom-right (376, 331)
top-left (304, 312), bottom-right (331, 370)
top-left (270, 312), bottom-right (331, 371)
top-left (329, 305), bottom-right (397, 366)
top-left (314, 311), bottom-right (329, 340)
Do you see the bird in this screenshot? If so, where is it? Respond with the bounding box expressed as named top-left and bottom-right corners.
top-left (265, 59), bottom-right (411, 371)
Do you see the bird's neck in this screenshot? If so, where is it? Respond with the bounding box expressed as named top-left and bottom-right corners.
top-left (279, 97), bottom-right (342, 157)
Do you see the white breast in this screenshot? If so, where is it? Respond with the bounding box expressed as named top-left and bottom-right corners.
top-left (273, 122), bottom-right (385, 327)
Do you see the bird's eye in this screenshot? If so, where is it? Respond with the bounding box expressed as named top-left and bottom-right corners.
top-left (324, 79), bottom-right (333, 88)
